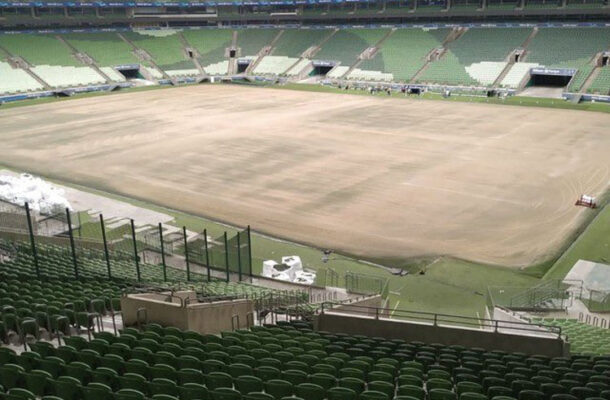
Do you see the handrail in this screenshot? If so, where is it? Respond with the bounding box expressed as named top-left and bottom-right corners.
top-left (317, 301), bottom-right (563, 338)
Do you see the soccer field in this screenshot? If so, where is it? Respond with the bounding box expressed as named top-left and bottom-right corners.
top-left (0, 84), bottom-right (609, 268)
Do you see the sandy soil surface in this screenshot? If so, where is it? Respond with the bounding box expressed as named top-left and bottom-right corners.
top-left (1, 85), bottom-right (609, 267)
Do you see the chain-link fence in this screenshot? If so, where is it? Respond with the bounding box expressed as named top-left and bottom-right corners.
top-left (0, 200), bottom-right (260, 284)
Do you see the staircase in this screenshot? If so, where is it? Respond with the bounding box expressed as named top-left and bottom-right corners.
top-left (521, 27), bottom-right (538, 51)
top-left (0, 43), bottom-right (52, 90)
top-left (508, 280), bottom-right (570, 311)
top-left (117, 32), bottom-right (174, 84)
top-left (341, 28), bottom-right (396, 79)
top-left (409, 47), bottom-right (446, 84)
top-left (303, 29), bottom-right (338, 59)
top-left (177, 32), bottom-right (205, 75)
top-left (55, 35), bottom-right (111, 83)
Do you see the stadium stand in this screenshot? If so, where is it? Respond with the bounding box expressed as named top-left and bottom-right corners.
top-left (123, 30), bottom-right (197, 74)
top-left (99, 67), bottom-right (127, 82)
top-left (0, 34), bottom-right (81, 67)
top-left (500, 62), bottom-right (541, 88)
top-left (204, 61), bottom-right (229, 75)
top-left (588, 67), bottom-right (610, 95)
top-left (31, 65), bottom-right (105, 88)
top-left (530, 318), bottom-right (610, 355)
top-left (285, 59), bottom-right (311, 76)
top-left (181, 29), bottom-right (233, 72)
top-left (237, 29), bottom-right (279, 58)
top-left (347, 68), bottom-right (394, 82)
top-left (62, 33), bottom-right (140, 67)
top-left (253, 56), bottom-right (299, 75)
top-left (2, 312), bottom-right (610, 400)
top-left (417, 28), bottom-right (532, 87)
top-left (359, 28), bottom-right (450, 83)
top-left (314, 29), bottom-right (389, 66)
top-left (526, 28), bottom-right (610, 90)
top-left (0, 62), bottom-right (44, 95)
top-left (326, 66), bottom-right (350, 78)
top-left (272, 29), bottom-right (331, 58)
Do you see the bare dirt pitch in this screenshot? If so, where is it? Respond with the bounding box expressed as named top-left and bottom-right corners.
top-left (1, 85), bottom-right (609, 267)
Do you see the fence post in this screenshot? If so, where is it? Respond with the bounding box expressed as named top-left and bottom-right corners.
top-left (130, 219), bottom-right (140, 282)
top-left (100, 214), bottom-right (111, 279)
top-left (224, 232), bottom-right (230, 282)
top-left (24, 203), bottom-right (40, 279)
top-left (237, 233), bottom-right (242, 282)
top-left (66, 208), bottom-right (78, 279)
top-left (247, 225), bottom-right (253, 278)
top-left (159, 223), bottom-right (167, 282)
top-left (183, 226), bottom-right (191, 281)
top-left (204, 229), bottom-right (210, 282)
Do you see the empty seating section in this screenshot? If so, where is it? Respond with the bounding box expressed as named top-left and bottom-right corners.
top-left (62, 33), bottom-right (139, 67)
top-left (566, 0), bottom-right (605, 7)
top-left (419, 28), bottom-right (531, 86)
top-left (588, 67), bottom-right (610, 95)
top-left (100, 67), bottom-right (127, 82)
top-left (526, 28), bottom-right (610, 69)
top-left (204, 61), bottom-right (228, 75)
top-left (123, 31), bottom-right (195, 72)
top-left (253, 56), bottom-right (299, 75)
top-left (567, 65), bottom-right (594, 92)
top-left (530, 318), bottom-right (610, 355)
top-left (272, 29), bottom-right (331, 58)
top-left (31, 65), bottom-right (105, 88)
top-left (360, 29), bottom-right (449, 82)
top-left (417, 52), bottom-right (479, 86)
top-left (314, 29), bottom-right (389, 66)
top-left (181, 29), bottom-right (232, 71)
top-left (0, 62), bottom-right (43, 94)
top-left (347, 68), bottom-right (394, 82)
top-left (449, 28), bottom-right (531, 65)
top-left (500, 62), bottom-right (540, 88)
top-left (237, 29), bottom-right (279, 58)
top-left (285, 59), bottom-right (311, 76)
top-left (3, 318), bottom-right (610, 400)
top-left (166, 69), bottom-right (200, 78)
top-left (0, 34), bottom-right (81, 67)
top-left (326, 66), bottom-right (350, 79)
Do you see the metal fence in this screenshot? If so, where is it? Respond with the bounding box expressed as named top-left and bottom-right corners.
top-left (0, 200), bottom-right (252, 284)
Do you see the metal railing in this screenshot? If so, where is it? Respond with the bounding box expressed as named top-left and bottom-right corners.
top-left (318, 302), bottom-right (563, 338)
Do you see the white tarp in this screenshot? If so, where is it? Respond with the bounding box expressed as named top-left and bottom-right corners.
top-left (0, 173), bottom-right (72, 215)
top-left (262, 256), bottom-right (316, 285)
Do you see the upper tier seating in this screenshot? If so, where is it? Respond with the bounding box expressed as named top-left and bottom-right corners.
top-left (418, 28), bottom-right (531, 87)
top-left (0, 62), bottom-right (44, 95)
top-left (526, 28), bottom-right (610, 69)
top-left (360, 28), bottom-right (449, 83)
top-left (123, 30), bottom-right (195, 72)
top-left (314, 29), bottom-right (390, 67)
top-left (0, 34), bottom-right (81, 67)
top-left (181, 29), bottom-right (232, 71)
top-left (272, 29), bottom-right (332, 58)
top-left (1, 319), bottom-right (610, 400)
top-left (237, 29), bottom-right (280, 58)
top-left (62, 33), bottom-right (140, 67)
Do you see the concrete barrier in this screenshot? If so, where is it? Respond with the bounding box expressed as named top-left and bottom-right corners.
top-left (121, 290), bottom-right (254, 334)
top-left (314, 311), bottom-right (569, 357)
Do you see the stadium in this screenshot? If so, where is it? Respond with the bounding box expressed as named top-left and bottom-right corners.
top-left (1, 1), bottom-right (610, 400)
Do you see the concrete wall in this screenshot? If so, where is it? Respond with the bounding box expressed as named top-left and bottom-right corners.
top-left (121, 291), bottom-right (254, 334)
top-left (331, 295), bottom-right (385, 317)
top-left (314, 312), bottom-right (570, 357)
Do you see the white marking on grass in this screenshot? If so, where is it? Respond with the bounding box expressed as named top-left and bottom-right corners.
top-left (391, 301), bottom-right (401, 317)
